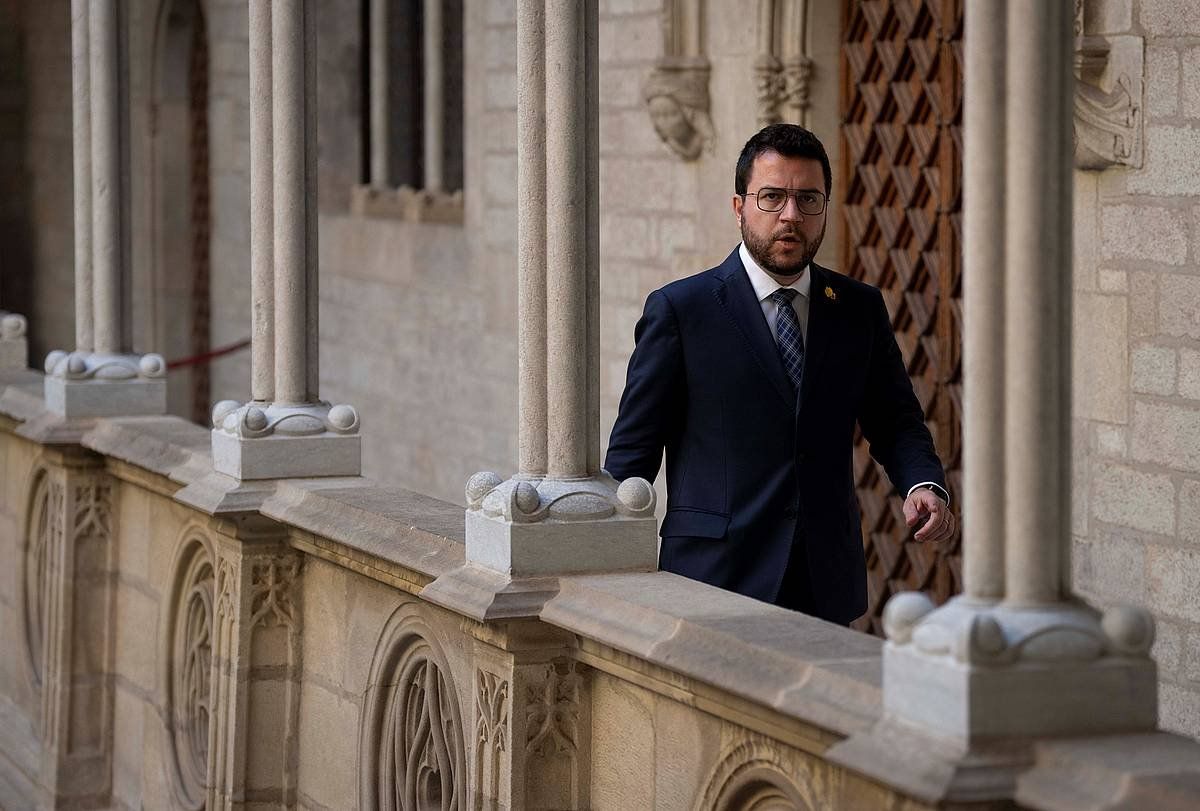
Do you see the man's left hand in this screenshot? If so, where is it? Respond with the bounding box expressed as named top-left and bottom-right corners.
top-left (904, 488), bottom-right (955, 542)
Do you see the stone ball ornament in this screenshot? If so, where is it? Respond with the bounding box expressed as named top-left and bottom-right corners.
top-left (44, 350), bottom-right (67, 375)
top-left (513, 481), bottom-right (541, 516)
top-left (211, 400), bottom-right (241, 429)
top-left (327, 403), bottom-right (360, 433)
top-left (243, 406), bottom-right (269, 433)
top-left (65, 352), bottom-right (88, 377)
top-left (465, 471), bottom-right (503, 507)
top-left (616, 477), bottom-right (655, 514)
top-left (881, 591), bottom-right (935, 644)
top-left (1102, 605), bottom-right (1155, 655)
top-left (0, 312), bottom-right (26, 339)
top-left (139, 353), bottom-right (167, 378)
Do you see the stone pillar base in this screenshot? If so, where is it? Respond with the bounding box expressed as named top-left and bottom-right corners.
top-left (43, 351), bottom-right (167, 417)
top-left (0, 312), bottom-right (27, 369)
top-left (828, 593), bottom-right (1158, 803)
top-left (210, 400), bottom-right (362, 480)
top-left (423, 472), bottom-right (658, 620)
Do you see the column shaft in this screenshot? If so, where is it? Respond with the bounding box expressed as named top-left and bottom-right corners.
top-left (272, 0), bottom-right (313, 405)
top-left (90, 0), bottom-right (121, 355)
top-left (1003, 0), bottom-right (1074, 604)
top-left (545, 0), bottom-right (590, 478)
top-left (369, 0), bottom-right (390, 187)
top-left (422, 0), bottom-right (444, 192)
top-left (962, 0), bottom-right (1006, 600)
top-left (71, 0), bottom-right (93, 352)
top-left (517, 0), bottom-right (547, 476)
top-left (250, 0), bottom-right (274, 402)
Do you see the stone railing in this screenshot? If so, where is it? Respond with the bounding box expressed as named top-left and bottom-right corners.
top-left (2, 369), bottom-right (1200, 811)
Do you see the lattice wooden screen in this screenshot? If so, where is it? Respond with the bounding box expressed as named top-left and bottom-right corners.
top-left (840, 0), bottom-right (964, 635)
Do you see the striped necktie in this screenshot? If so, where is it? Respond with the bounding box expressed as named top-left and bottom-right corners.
top-left (770, 288), bottom-right (804, 391)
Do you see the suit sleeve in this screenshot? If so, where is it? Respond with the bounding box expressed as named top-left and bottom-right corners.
top-left (857, 288), bottom-right (948, 498)
top-left (604, 290), bottom-right (685, 483)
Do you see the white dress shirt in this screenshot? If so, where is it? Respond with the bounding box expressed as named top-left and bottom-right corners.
top-left (738, 242), bottom-right (949, 507)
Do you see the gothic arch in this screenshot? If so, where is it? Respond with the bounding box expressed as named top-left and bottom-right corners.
top-left (159, 525), bottom-right (217, 810)
top-left (358, 602), bottom-right (466, 811)
top-left (695, 737), bottom-right (815, 811)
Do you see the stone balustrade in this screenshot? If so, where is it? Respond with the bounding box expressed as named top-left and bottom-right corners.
top-left (3, 371), bottom-right (1200, 811)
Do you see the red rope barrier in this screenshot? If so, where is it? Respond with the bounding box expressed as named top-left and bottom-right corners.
top-left (166, 338), bottom-right (251, 370)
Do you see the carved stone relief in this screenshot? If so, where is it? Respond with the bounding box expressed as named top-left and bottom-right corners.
top-left (360, 607), bottom-right (465, 811)
top-left (249, 559), bottom-right (299, 629)
top-left (21, 469), bottom-right (60, 694)
top-left (644, 0), bottom-right (714, 160)
top-left (473, 669), bottom-right (509, 807)
top-left (163, 532), bottom-right (217, 811)
top-left (1073, 0), bottom-right (1143, 170)
top-left (525, 660), bottom-right (581, 760)
top-left (695, 736), bottom-right (813, 811)
top-left (756, 0), bottom-right (813, 127)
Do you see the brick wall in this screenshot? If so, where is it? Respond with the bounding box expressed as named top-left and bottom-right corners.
top-left (1072, 0), bottom-right (1200, 739)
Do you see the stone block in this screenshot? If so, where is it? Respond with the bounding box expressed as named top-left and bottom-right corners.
top-left (45, 376), bottom-right (167, 418)
top-left (1133, 401), bottom-right (1200, 472)
top-left (211, 429), bottom-right (361, 480)
top-left (1131, 344), bottom-right (1178, 395)
top-left (591, 673), bottom-right (656, 810)
top-left (603, 213), bottom-right (654, 259)
top-left (653, 691), bottom-right (721, 810)
top-left (1179, 348), bottom-right (1200, 400)
top-left (1099, 269), bottom-right (1128, 293)
top-left (110, 686), bottom-right (146, 810)
top-left (658, 215), bottom-right (696, 261)
top-left (1158, 681), bottom-right (1200, 739)
top-left (1148, 544), bottom-right (1200, 623)
top-left (484, 69), bottom-right (516, 110)
top-left (598, 15), bottom-right (661, 66)
top-left (1180, 479), bottom-right (1200, 542)
top-left (1076, 528), bottom-right (1149, 604)
top-left (484, 25), bottom-right (515, 69)
top-left (1085, 0), bottom-right (1134, 33)
top-left (1148, 46), bottom-right (1181, 119)
top-left (466, 510), bottom-right (658, 577)
top-left (298, 558), bottom-right (348, 687)
top-left (1152, 618), bottom-right (1186, 677)
top-left (296, 682), bottom-right (359, 808)
top-left (1130, 271), bottom-right (1158, 337)
top-left (484, 153), bottom-right (517, 205)
top-left (1102, 204), bottom-right (1188, 265)
top-left (599, 67), bottom-right (648, 111)
top-left (115, 584), bottom-right (160, 696)
top-left (487, 0), bottom-right (516, 26)
top-left (1073, 293), bottom-right (1128, 423)
top-left (1141, 0), bottom-right (1200, 36)
top-left (1095, 423), bottom-right (1128, 457)
top-left (1161, 273), bottom-right (1200, 339)
top-left (1128, 126), bottom-right (1200, 196)
top-left (1183, 47), bottom-right (1200, 119)
top-left (1092, 462), bottom-right (1176, 536)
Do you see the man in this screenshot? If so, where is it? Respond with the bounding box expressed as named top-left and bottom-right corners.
top-left (604, 124), bottom-right (953, 625)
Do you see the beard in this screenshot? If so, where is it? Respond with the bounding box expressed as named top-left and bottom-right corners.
top-left (741, 218), bottom-right (825, 279)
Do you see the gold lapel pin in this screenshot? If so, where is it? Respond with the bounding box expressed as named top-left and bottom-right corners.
top-left (824, 285), bottom-right (837, 301)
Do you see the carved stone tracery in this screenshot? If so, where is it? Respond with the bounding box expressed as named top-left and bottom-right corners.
top-left (360, 608), bottom-right (465, 811)
top-left (473, 669), bottom-right (509, 805)
top-left (695, 736), bottom-right (813, 811)
top-left (525, 660), bottom-right (581, 759)
top-left (163, 533), bottom-right (216, 811)
top-left (756, 0), bottom-right (813, 127)
top-left (22, 470), bottom-right (60, 693)
top-left (250, 559), bottom-right (300, 629)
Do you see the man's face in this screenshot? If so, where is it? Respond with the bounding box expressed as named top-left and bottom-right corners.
top-left (732, 151), bottom-right (827, 281)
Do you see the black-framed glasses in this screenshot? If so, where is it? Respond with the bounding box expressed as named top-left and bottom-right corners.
top-left (744, 187), bottom-right (827, 215)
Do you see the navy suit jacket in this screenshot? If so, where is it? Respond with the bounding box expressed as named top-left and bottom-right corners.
top-left (604, 248), bottom-right (946, 624)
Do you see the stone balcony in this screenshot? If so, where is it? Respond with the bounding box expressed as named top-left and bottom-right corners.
top-left (2, 368), bottom-right (1200, 811)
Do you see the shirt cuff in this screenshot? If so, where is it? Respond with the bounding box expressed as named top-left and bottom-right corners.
top-left (906, 481), bottom-right (950, 507)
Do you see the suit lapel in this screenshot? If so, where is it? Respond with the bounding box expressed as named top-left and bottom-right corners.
top-left (799, 263), bottom-right (835, 410)
top-left (713, 250), bottom-right (797, 411)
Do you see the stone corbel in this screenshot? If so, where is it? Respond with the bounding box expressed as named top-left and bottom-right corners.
top-left (0, 311), bottom-right (28, 370)
top-left (644, 0), bottom-right (714, 160)
top-left (755, 0), bottom-right (813, 128)
top-left (1073, 0), bottom-right (1143, 170)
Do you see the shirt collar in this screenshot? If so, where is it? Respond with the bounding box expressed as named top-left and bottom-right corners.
top-left (739, 242), bottom-right (811, 303)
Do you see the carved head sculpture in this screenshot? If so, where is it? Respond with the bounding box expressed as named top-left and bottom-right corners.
top-left (643, 65), bottom-right (715, 161)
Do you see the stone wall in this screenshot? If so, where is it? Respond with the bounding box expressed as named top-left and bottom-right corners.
top-left (1071, 0), bottom-right (1200, 740)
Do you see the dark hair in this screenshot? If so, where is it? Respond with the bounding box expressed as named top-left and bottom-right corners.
top-left (734, 124), bottom-right (832, 196)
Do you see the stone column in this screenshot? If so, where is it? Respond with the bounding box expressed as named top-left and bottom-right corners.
top-left (211, 0), bottom-right (361, 480)
top-left (44, 0), bottom-right (167, 418)
top-left (249, 0), bottom-right (274, 404)
top-left (422, 0), bottom-right (444, 193)
top-left (368, 0), bottom-right (389, 189)
top-left (830, 1), bottom-right (1158, 800)
top-left (426, 0), bottom-right (655, 620)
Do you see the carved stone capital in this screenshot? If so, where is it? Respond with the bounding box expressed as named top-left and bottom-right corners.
top-left (459, 471), bottom-right (657, 580)
top-left (879, 593), bottom-right (1157, 741)
top-left (350, 183), bottom-right (465, 224)
top-left (41, 350), bottom-right (168, 417)
top-left (1073, 30), bottom-right (1143, 170)
top-left (210, 400), bottom-right (362, 479)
